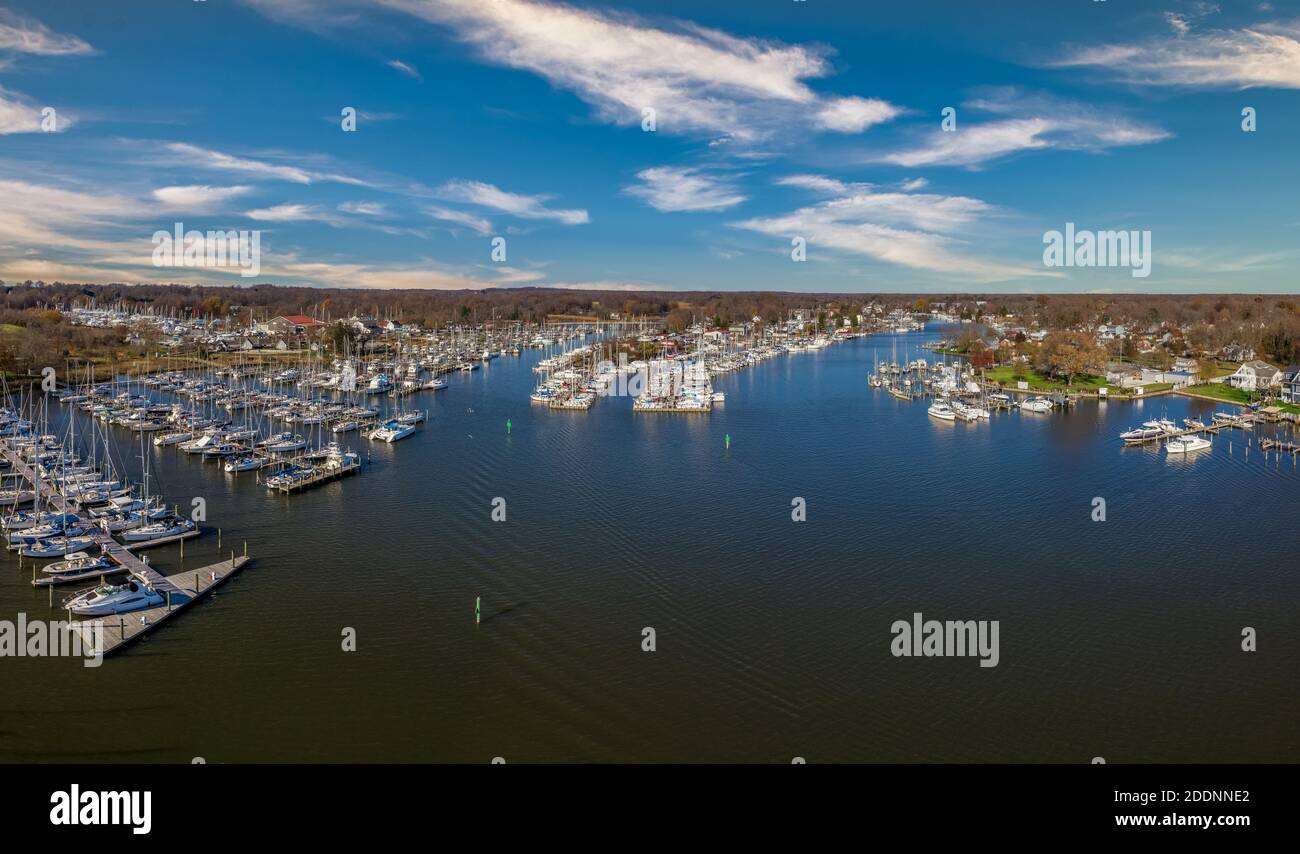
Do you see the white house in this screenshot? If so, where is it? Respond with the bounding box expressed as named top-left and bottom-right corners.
top-left (1228, 360), bottom-right (1281, 391)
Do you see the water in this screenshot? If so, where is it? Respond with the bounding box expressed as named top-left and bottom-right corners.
top-left (3, 331), bottom-right (1297, 762)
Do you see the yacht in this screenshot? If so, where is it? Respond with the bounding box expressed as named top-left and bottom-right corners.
top-left (1019, 397), bottom-right (1053, 413)
top-left (1166, 435), bottom-right (1212, 454)
top-left (927, 401), bottom-right (957, 421)
top-left (63, 574), bottom-right (165, 616)
top-left (21, 535), bottom-right (99, 558)
top-left (368, 420), bottom-right (417, 443)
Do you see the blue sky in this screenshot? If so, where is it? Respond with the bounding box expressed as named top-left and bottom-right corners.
top-left (1, 0), bottom-right (1298, 292)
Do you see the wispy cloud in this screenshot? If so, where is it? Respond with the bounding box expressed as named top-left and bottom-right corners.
top-left (732, 179), bottom-right (1048, 280)
top-left (386, 58), bottom-right (422, 79)
top-left (152, 185), bottom-right (254, 212)
top-left (424, 205), bottom-right (493, 235)
top-left (338, 201), bottom-right (389, 216)
top-left (435, 179), bottom-right (588, 225)
top-left (874, 89), bottom-right (1168, 168)
top-left (161, 142), bottom-right (370, 186)
top-left (0, 9), bottom-right (93, 56)
top-left (1049, 18), bottom-right (1300, 89)
top-left (0, 86), bottom-right (73, 134)
top-left (368, 0), bottom-right (900, 143)
top-left (624, 166), bottom-right (747, 212)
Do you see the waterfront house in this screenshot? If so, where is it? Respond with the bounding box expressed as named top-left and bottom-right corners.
top-left (1282, 366), bottom-right (1300, 403)
top-left (1228, 360), bottom-right (1281, 392)
top-left (1105, 362), bottom-right (1145, 387)
top-left (1140, 368), bottom-right (1194, 389)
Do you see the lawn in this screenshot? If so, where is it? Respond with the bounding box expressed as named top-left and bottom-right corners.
top-left (984, 366), bottom-right (1110, 393)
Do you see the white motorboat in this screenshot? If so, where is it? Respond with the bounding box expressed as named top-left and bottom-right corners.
top-left (395, 411), bottom-right (425, 426)
top-left (368, 420), bottom-right (416, 442)
top-left (1166, 435), bottom-right (1212, 454)
top-left (423, 378), bottom-right (448, 391)
top-left (224, 455), bottom-right (267, 473)
top-left (21, 535), bottom-right (98, 558)
top-left (42, 551), bottom-right (115, 577)
top-left (927, 402), bottom-right (957, 421)
top-left (1019, 397), bottom-right (1053, 413)
top-left (63, 574), bottom-right (165, 616)
top-left (153, 431), bottom-right (192, 446)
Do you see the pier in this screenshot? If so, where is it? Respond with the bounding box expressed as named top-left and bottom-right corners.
top-left (70, 556), bottom-right (252, 656)
top-left (1, 439), bottom-right (255, 658)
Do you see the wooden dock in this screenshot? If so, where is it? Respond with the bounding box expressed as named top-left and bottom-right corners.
top-left (2, 440), bottom-right (256, 658)
top-left (69, 556), bottom-right (252, 656)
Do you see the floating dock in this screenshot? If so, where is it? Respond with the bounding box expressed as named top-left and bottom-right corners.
top-left (70, 556), bottom-right (252, 656)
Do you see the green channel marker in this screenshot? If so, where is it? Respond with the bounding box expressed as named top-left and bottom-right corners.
top-left (506, 418), bottom-right (512, 434)
top-left (475, 596), bottom-right (481, 625)
top-left (725, 433), bottom-right (731, 450)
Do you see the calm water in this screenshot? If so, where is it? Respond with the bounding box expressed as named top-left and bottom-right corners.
top-left (2, 329), bottom-right (1297, 762)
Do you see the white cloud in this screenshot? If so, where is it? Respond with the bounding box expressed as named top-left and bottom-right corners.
top-left (245, 203), bottom-right (331, 222)
top-left (1050, 19), bottom-right (1300, 89)
top-left (624, 166), bottom-right (747, 212)
top-left (424, 205), bottom-right (493, 235)
top-left (0, 10), bottom-right (93, 56)
top-left (0, 87), bottom-right (70, 134)
top-left (876, 90), bottom-right (1168, 167)
top-left (338, 201), bottom-right (389, 216)
top-left (814, 96), bottom-right (901, 132)
top-left (152, 185), bottom-right (253, 211)
top-left (162, 142), bottom-right (369, 186)
top-left (386, 59), bottom-right (421, 79)
top-left (776, 174), bottom-right (871, 195)
top-left (436, 179), bottom-right (588, 224)
top-left (731, 185), bottom-right (1048, 280)
top-left (371, 0), bottom-right (901, 142)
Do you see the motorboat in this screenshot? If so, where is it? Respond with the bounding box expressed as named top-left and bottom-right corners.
top-left (927, 402), bottom-right (957, 421)
top-left (153, 431), bottom-right (192, 446)
top-left (21, 535), bottom-right (99, 558)
top-left (42, 551), bottom-right (115, 578)
top-left (224, 455), bottom-right (267, 473)
top-left (368, 420), bottom-right (417, 442)
top-left (1166, 435), bottom-right (1212, 454)
top-left (1019, 397), bottom-right (1053, 413)
top-left (63, 574), bottom-right (165, 616)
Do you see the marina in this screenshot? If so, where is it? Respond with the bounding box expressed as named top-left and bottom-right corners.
top-left (4, 325), bottom-right (1297, 762)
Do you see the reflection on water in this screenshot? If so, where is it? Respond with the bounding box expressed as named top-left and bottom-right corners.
top-left (2, 331), bottom-right (1297, 763)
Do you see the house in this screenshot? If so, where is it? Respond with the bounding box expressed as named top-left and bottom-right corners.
top-left (1172, 356), bottom-right (1199, 373)
top-left (264, 314), bottom-right (325, 336)
top-left (1105, 362), bottom-right (1145, 387)
top-left (1281, 366), bottom-right (1300, 404)
top-left (1140, 368), bottom-right (1194, 389)
top-left (1228, 360), bottom-right (1281, 392)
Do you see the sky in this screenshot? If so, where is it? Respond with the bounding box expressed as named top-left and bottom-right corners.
top-left (0, 0), bottom-right (1298, 293)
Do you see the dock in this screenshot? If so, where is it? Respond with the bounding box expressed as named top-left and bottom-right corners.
top-left (1, 440), bottom-right (256, 658)
top-left (70, 556), bottom-right (252, 656)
